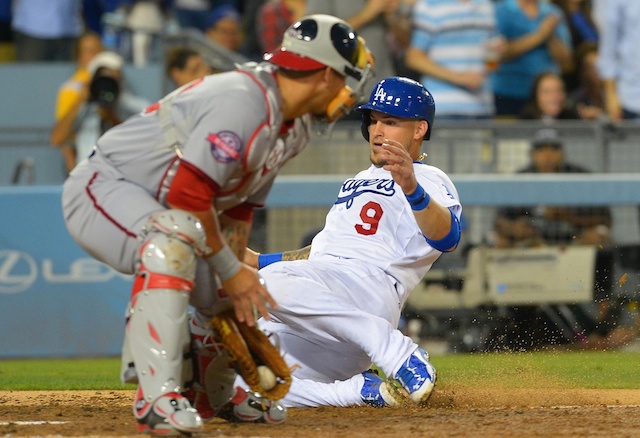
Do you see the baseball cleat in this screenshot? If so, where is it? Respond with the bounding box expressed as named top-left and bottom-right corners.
top-left (360, 369), bottom-right (410, 407)
top-left (134, 387), bottom-right (203, 436)
top-left (216, 387), bottom-right (287, 424)
top-left (393, 347), bottom-right (437, 404)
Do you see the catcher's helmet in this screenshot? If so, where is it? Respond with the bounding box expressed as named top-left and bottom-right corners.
top-left (356, 76), bottom-right (436, 141)
top-left (264, 14), bottom-right (375, 123)
top-left (264, 14), bottom-right (371, 80)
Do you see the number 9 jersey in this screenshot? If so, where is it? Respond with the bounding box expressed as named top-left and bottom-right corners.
top-left (309, 162), bottom-right (461, 305)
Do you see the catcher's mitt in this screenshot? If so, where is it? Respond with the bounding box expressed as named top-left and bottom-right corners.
top-left (210, 310), bottom-right (292, 401)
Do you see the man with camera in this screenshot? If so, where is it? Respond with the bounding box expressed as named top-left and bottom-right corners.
top-left (50, 51), bottom-right (149, 173)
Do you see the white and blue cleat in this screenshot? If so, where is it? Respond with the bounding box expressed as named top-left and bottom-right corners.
top-left (360, 370), bottom-right (409, 407)
top-left (393, 348), bottom-right (437, 403)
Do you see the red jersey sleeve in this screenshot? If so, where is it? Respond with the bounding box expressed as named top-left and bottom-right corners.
top-left (166, 161), bottom-right (219, 211)
top-left (223, 202), bottom-right (256, 222)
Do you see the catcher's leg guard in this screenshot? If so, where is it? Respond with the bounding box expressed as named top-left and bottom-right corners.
top-left (123, 210), bottom-right (210, 434)
top-left (183, 312), bottom-right (237, 422)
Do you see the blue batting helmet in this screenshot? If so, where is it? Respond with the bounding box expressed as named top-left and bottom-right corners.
top-left (356, 76), bottom-right (436, 142)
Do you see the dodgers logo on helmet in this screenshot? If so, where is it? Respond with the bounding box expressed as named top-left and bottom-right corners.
top-left (356, 76), bottom-right (436, 142)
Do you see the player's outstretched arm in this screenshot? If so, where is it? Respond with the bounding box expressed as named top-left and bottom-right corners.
top-left (380, 140), bottom-right (459, 252)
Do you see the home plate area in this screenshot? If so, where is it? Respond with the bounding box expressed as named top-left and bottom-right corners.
top-left (1, 389), bottom-right (639, 437)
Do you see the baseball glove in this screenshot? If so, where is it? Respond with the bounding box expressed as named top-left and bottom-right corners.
top-left (210, 310), bottom-right (292, 401)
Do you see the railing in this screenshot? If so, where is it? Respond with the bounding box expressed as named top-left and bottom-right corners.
top-left (0, 126), bottom-right (64, 185)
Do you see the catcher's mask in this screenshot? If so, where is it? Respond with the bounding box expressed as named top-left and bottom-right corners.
top-left (356, 76), bottom-right (436, 142)
top-left (264, 14), bottom-right (375, 123)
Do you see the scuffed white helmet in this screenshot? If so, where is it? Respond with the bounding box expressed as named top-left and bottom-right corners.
top-left (263, 14), bottom-right (373, 81)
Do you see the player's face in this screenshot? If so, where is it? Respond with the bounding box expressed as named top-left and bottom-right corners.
top-left (367, 111), bottom-right (424, 166)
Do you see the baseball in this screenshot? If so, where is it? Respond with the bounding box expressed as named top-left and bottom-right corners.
top-left (257, 365), bottom-right (277, 391)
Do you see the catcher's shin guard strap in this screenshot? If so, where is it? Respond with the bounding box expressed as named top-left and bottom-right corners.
top-left (132, 272), bottom-right (194, 295)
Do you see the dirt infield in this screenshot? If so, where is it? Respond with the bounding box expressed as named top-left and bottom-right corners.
top-left (1, 388), bottom-right (640, 437)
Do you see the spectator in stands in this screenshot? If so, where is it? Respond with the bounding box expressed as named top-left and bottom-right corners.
top-left (491, 128), bottom-right (620, 351)
top-left (492, 0), bottom-right (573, 117)
top-left (387, 0), bottom-right (418, 81)
top-left (256, 0), bottom-right (306, 54)
top-left (54, 31), bottom-right (104, 123)
top-left (405, 0), bottom-right (499, 119)
top-left (596, 1), bottom-right (640, 121)
top-left (165, 47), bottom-right (212, 88)
top-left (494, 128), bottom-right (612, 249)
top-left (238, 0), bottom-right (269, 59)
top-left (11, 0), bottom-right (84, 62)
top-left (172, 0), bottom-right (214, 32)
top-left (205, 4), bottom-right (244, 52)
top-left (304, 0), bottom-right (408, 98)
top-left (518, 71), bottom-right (580, 121)
top-left (550, 0), bottom-right (598, 93)
top-left (123, 0), bottom-right (170, 66)
top-left (551, 0), bottom-right (597, 48)
top-left (50, 51), bottom-right (150, 173)
top-left (0, 0), bottom-right (12, 61)
top-left (569, 42), bottom-right (604, 120)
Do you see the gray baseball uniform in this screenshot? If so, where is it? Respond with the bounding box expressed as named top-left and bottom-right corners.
top-left (62, 62), bottom-right (310, 309)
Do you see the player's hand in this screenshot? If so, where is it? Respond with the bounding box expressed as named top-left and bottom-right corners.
top-left (220, 264), bottom-right (277, 326)
top-left (243, 247), bottom-right (260, 269)
top-left (380, 139), bottom-right (417, 194)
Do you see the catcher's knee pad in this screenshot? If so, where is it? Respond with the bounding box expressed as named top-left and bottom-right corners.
top-left (123, 209), bottom-right (209, 402)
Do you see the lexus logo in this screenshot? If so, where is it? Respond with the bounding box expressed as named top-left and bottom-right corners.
top-left (0, 250), bottom-right (37, 294)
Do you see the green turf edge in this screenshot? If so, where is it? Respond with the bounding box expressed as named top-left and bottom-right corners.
top-left (0, 351), bottom-right (638, 391)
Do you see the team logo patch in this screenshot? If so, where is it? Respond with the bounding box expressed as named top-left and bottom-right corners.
top-left (336, 178), bottom-right (396, 209)
top-left (208, 131), bottom-right (242, 163)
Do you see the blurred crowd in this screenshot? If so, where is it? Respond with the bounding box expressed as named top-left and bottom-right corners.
top-left (0, 0), bottom-right (636, 122)
top-left (1, 0), bottom-right (638, 351)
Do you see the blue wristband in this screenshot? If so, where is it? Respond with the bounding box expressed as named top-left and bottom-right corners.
top-left (258, 252), bottom-right (283, 269)
top-left (405, 184), bottom-right (431, 211)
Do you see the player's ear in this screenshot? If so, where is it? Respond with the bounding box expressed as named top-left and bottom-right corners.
top-left (321, 66), bottom-right (335, 84)
top-left (414, 120), bottom-right (428, 141)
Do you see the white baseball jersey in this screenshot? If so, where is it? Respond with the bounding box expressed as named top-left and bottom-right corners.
top-left (310, 162), bottom-right (461, 306)
top-left (257, 162), bottom-right (461, 407)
